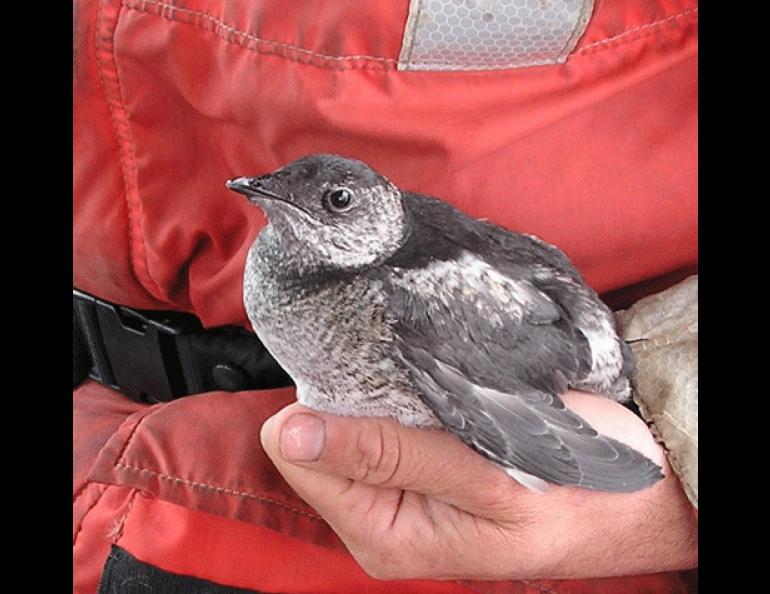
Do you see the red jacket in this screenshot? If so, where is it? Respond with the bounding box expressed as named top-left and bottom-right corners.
top-left (73, 0), bottom-right (697, 591)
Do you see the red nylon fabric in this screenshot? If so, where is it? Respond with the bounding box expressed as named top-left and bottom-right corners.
top-left (74, 381), bottom-right (693, 594)
top-left (74, 0), bottom-right (697, 327)
top-left (119, 498), bottom-right (475, 594)
top-left (73, 0), bottom-right (697, 591)
top-left (73, 380), bottom-right (146, 502)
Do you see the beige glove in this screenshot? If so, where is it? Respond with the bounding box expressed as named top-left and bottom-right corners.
top-left (615, 275), bottom-right (698, 508)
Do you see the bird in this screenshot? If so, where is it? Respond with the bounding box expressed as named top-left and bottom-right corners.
top-left (226, 153), bottom-right (663, 493)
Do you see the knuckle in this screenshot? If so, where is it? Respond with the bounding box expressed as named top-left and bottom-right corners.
top-left (351, 421), bottom-right (404, 486)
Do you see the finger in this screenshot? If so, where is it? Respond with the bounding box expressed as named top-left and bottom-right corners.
top-left (260, 410), bottom-right (494, 580)
top-left (259, 402), bottom-right (523, 518)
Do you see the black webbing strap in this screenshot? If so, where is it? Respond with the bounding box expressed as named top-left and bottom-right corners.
top-left (73, 289), bottom-right (292, 403)
top-left (73, 301), bottom-right (92, 387)
top-left (99, 546), bottom-right (263, 594)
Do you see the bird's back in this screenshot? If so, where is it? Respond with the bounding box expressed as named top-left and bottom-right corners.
top-left (388, 193), bottom-right (582, 281)
top-left (373, 193), bottom-right (658, 491)
top-left (381, 192), bottom-right (630, 402)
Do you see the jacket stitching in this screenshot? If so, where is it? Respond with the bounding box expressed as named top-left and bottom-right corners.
top-left (108, 488), bottom-right (138, 544)
top-left (400, 0), bottom-right (425, 69)
top-left (114, 461), bottom-right (324, 521)
top-left (122, 0), bottom-right (397, 71)
top-left (94, 0), bottom-right (137, 292)
top-left (114, 405), bottom-right (164, 467)
top-left (575, 8), bottom-right (698, 55)
top-left (94, 0), bottom-right (167, 300)
top-left (123, 0), bottom-right (696, 71)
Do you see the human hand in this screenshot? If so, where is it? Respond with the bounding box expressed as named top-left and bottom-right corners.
top-left (260, 391), bottom-right (697, 581)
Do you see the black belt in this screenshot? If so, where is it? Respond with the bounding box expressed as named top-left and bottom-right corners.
top-left (73, 289), bottom-right (292, 403)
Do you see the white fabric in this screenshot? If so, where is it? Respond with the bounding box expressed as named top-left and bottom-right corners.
top-left (398, 0), bottom-right (595, 71)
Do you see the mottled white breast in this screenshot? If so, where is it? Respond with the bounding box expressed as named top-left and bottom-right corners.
top-left (244, 227), bottom-right (440, 427)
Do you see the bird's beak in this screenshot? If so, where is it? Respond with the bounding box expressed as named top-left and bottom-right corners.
top-left (225, 176), bottom-right (256, 196)
top-left (226, 175), bottom-right (286, 204)
top-left (226, 174), bottom-right (313, 217)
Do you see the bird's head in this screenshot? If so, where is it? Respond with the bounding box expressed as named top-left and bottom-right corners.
top-left (228, 154), bottom-right (407, 271)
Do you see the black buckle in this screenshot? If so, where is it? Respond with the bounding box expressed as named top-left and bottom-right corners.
top-left (73, 289), bottom-right (201, 403)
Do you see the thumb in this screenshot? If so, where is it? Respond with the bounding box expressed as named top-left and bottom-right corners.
top-left (259, 403), bottom-right (521, 520)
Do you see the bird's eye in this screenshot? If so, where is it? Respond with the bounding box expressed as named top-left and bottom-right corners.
top-left (323, 188), bottom-right (354, 212)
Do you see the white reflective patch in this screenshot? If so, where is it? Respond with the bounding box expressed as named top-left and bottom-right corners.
top-left (398, 0), bottom-right (595, 71)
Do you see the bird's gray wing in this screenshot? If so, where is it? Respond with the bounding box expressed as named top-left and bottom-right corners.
top-left (383, 259), bottom-right (662, 492)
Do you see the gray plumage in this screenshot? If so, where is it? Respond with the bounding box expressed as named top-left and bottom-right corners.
top-left (227, 154), bottom-right (662, 493)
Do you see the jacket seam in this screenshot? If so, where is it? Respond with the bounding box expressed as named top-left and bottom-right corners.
top-left (574, 7), bottom-right (698, 56)
top-left (108, 488), bottom-right (138, 544)
top-left (114, 461), bottom-right (324, 521)
top-left (114, 405), bottom-right (164, 467)
top-left (78, 474), bottom-right (557, 594)
top-left (94, 0), bottom-right (167, 300)
top-left (122, 0), bottom-right (397, 71)
top-left (122, 0), bottom-right (696, 71)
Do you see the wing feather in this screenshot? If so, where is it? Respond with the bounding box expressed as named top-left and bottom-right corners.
top-left (377, 194), bottom-right (662, 492)
top-left (383, 256), bottom-right (662, 492)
